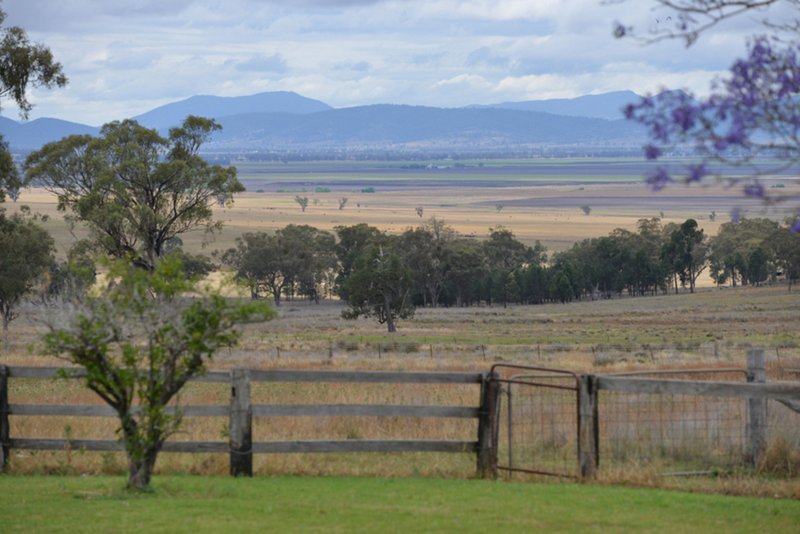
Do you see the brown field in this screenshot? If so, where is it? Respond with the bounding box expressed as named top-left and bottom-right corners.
top-left (3, 162), bottom-right (800, 497)
top-left (11, 174), bottom-right (792, 257)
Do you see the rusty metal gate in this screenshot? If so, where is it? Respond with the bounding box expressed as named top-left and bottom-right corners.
top-left (492, 364), bottom-right (582, 478)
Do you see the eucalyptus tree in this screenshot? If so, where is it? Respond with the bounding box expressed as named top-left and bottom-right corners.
top-left (25, 116), bottom-right (243, 271)
top-left (341, 239), bottom-right (415, 333)
top-left (0, 5), bottom-right (67, 201)
top-left (0, 208), bottom-right (54, 349)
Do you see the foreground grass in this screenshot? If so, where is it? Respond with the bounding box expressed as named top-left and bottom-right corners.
top-left (1, 475), bottom-right (798, 533)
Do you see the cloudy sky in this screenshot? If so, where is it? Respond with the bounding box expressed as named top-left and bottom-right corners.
top-left (3, 0), bottom-right (780, 125)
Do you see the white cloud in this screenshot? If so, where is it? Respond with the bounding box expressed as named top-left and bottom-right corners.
top-left (0, 0), bottom-right (770, 124)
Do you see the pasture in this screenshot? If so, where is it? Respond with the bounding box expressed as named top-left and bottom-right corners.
top-left (2, 157), bottom-right (799, 499)
top-left (11, 157), bottom-right (795, 257)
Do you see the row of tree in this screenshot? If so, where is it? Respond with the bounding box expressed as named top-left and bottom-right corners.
top-left (220, 216), bottom-right (800, 332)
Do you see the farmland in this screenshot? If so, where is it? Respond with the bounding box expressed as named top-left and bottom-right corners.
top-left (2, 157), bottom-right (800, 498)
top-left (12, 157), bottom-right (796, 258)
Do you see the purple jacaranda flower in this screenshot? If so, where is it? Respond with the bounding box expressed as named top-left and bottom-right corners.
top-left (743, 182), bottom-right (765, 199)
top-left (646, 167), bottom-right (672, 191)
top-left (671, 105), bottom-right (696, 132)
top-left (623, 103), bottom-right (637, 120)
top-left (687, 164), bottom-right (707, 182)
top-left (791, 217), bottom-right (800, 234)
top-left (622, 37), bottom-right (800, 218)
top-left (644, 144), bottom-right (662, 160)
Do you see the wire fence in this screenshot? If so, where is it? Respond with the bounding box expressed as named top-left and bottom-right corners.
top-left (499, 377), bottom-right (578, 478)
top-left (497, 361), bottom-right (800, 479)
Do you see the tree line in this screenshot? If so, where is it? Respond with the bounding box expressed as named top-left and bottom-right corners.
top-left (221, 216), bottom-right (800, 332)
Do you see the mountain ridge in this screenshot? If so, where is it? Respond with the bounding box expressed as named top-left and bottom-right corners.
top-left (1, 90), bottom-right (644, 152)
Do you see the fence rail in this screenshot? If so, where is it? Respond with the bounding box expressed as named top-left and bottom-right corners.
top-left (0, 366), bottom-right (489, 476)
top-left (2, 350), bottom-right (798, 479)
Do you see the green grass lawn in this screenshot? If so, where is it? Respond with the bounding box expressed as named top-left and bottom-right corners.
top-left (1, 475), bottom-right (798, 533)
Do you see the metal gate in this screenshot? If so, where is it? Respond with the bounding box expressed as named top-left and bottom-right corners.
top-left (492, 364), bottom-right (581, 478)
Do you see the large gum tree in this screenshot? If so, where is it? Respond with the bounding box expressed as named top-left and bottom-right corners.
top-left (24, 116), bottom-right (243, 271)
top-left (0, 3), bottom-right (67, 201)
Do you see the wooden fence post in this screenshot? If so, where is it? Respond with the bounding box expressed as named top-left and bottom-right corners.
top-left (476, 372), bottom-right (499, 479)
top-left (746, 349), bottom-right (767, 468)
top-left (229, 368), bottom-right (253, 477)
top-left (0, 366), bottom-right (9, 471)
top-left (577, 374), bottom-right (599, 480)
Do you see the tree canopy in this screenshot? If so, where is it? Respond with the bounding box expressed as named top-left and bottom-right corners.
top-left (0, 207), bottom-right (54, 349)
top-left (0, 4), bottom-right (67, 201)
top-left (25, 116), bottom-right (243, 270)
top-left (341, 242), bottom-right (415, 333)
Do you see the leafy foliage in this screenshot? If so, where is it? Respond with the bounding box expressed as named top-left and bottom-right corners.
top-left (42, 256), bottom-right (275, 489)
top-left (24, 116), bottom-right (243, 270)
top-left (0, 207), bottom-right (54, 348)
top-left (222, 225), bottom-right (336, 304)
top-left (0, 6), bottom-right (66, 201)
top-left (341, 243), bottom-right (415, 333)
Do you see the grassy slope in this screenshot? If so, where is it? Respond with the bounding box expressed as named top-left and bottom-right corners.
top-left (1, 475), bottom-right (798, 533)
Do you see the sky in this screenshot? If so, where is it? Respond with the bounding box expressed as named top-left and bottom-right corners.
top-left (3, 0), bottom-right (783, 126)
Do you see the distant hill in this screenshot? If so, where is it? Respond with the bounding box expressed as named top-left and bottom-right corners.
top-left (1, 91), bottom-right (646, 153)
top-left (0, 116), bottom-right (99, 150)
top-left (475, 91), bottom-right (641, 121)
top-left (131, 91), bottom-right (332, 130)
top-left (210, 104), bottom-right (643, 150)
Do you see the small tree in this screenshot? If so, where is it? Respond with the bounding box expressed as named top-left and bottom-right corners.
top-left (581, 205), bottom-right (592, 216)
top-left (338, 197), bottom-right (348, 210)
top-left (415, 206), bottom-right (424, 218)
top-left (295, 195), bottom-right (309, 212)
top-left (42, 257), bottom-right (274, 489)
top-left (342, 244), bottom-right (414, 333)
top-left (0, 208), bottom-right (54, 349)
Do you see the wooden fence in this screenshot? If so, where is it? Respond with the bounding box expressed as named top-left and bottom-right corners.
top-left (2, 350), bottom-right (798, 479)
top-left (0, 366), bottom-right (496, 477)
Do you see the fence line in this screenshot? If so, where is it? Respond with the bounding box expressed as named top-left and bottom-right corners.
top-left (2, 350), bottom-right (799, 479)
top-left (0, 366), bottom-right (490, 476)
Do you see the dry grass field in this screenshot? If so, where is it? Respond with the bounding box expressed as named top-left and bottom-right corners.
top-left (11, 158), bottom-right (797, 258)
top-left (3, 159), bottom-right (799, 497)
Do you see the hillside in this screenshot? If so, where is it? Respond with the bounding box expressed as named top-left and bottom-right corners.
top-left (2, 90), bottom-right (645, 153)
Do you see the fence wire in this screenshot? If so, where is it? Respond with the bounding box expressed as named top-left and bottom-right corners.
top-left (599, 391), bottom-right (748, 474)
top-left (497, 375), bottom-right (578, 478)
top-left (598, 369), bottom-right (800, 475)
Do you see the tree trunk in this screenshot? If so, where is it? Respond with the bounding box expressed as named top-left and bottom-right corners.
top-left (127, 448), bottom-right (159, 490)
top-left (2, 312), bottom-right (9, 353)
top-left (384, 295), bottom-right (396, 333)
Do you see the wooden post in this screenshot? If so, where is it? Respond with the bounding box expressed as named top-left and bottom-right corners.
top-left (746, 349), bottom-right (767, 468)
top-left (229, 369), bottom-right (253, 477)
top-left (476, 372), bottom-right (500, 479)
top-left (0, 366), bottom-right (9, 471)
top-left (577, 374), bottom-right (599, 480)
top-left (506, 383), bottom-right (513, 471)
